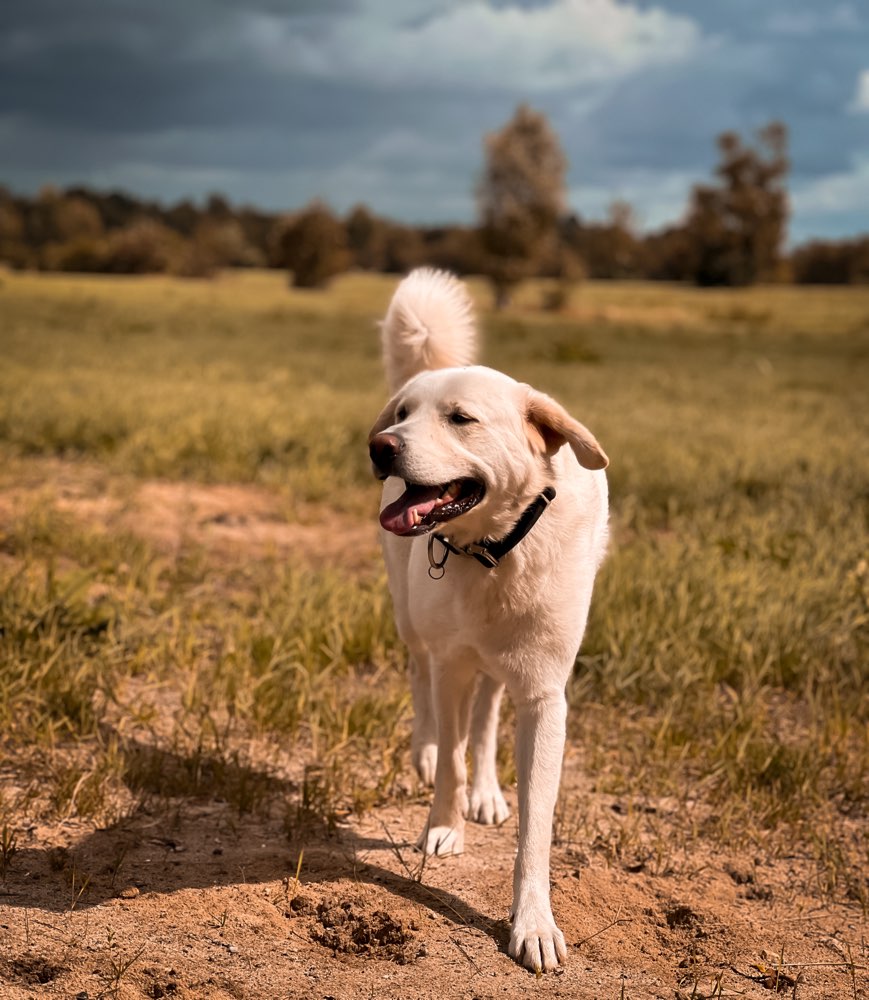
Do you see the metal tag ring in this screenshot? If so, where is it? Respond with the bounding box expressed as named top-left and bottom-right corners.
top-left (427, 533), bottom-right (449, 580)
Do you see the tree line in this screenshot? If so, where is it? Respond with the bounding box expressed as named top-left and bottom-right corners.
top-left (1, 106), bottom-right (866, 293)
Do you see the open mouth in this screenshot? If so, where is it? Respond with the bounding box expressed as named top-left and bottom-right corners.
top-left (379, 478), bottom-right (485, 536)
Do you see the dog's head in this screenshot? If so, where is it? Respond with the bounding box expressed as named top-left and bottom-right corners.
top-left (368, 366), bottom-right (607, 540)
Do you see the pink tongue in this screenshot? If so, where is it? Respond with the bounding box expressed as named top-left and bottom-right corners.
top-left (380, 483), bottom-right (443, 535)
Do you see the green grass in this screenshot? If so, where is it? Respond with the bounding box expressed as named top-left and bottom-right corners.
top-left (0, 267), bottom-right (867, 900)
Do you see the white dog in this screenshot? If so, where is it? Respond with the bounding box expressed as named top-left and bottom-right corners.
top-left (368, 269), bottom-right (609, 972)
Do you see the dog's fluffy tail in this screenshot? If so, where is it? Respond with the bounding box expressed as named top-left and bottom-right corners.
top-left (381, 268), bottom-right (477, 393)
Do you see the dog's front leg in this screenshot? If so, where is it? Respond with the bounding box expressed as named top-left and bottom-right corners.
top-left (417, 666), bottom-right (474, 857)
top-left (409, 652), bottom-right (438, 785)
top-left (468, 674), bottom-right (510, 825)
top-left (509, 689), bottom-right (568, 972)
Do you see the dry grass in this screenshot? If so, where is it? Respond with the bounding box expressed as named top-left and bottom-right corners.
top-left (0, 267), bottom-right (867, 918)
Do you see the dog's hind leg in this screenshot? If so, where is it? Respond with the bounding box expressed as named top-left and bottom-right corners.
top-left (467, 674), bottom-right (510, 825)
top-left (409, 651), bottom-right (437, 786)
top-left (417, 662), bottom-right (476, 857)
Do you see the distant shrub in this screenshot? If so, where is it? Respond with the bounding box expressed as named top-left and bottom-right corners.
top-left (346, 204), bottom-right (389, 271)
top-left (0, 193), bottom-right (34, 268)
top-left (419, 225), bottom-right (484, 275)
top-left (169, 241), bottom-right (218, 279)
top-left (273, 201), bottom-right (350, 289)
top-left (0, 241), bottom-right (36, 270)
top-left (0, 198), bottom-right (24, 242)
top-left (193, 218), bottom-right (265, 269)
top-left (166, 220), bottom-right (263, 278)
top-left (103, 219), bottom-right (185, 274)
top-left (561, 202), bottom-right (641, 281)
top-left (791, 238), bottom-right (869, 285)
top-left (54, 196), bottom-right (104, 241)
top-left (41, 237), bottom-right (110, 273)
top-left (538, 245), bottom-right (585, 312)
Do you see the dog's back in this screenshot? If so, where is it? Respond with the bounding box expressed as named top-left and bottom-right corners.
top-left (381, 268), bottom-right (477, 393)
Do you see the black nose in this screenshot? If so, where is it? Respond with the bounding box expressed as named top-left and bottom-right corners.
top-left (369, 432), bottom-right (403, 479)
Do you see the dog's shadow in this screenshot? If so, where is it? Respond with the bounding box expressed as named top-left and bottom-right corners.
top-left (1, 737), bottom-right (509, 952)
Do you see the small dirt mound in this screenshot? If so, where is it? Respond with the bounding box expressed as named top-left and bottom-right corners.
top-left (311, 900), bottom-right (419, 964)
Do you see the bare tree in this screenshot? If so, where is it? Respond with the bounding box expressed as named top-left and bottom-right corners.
top-left (477, 104), bottom-right (567, 307)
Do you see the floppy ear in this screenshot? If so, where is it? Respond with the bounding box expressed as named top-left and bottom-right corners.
top-left (525, 388), bottom-right (609, 470)
top-left (368, 395), bottom-right (399, 442)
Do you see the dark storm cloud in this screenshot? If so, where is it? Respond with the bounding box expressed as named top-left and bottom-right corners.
top-left (0, 1), bottom-right (351, 133)
top-left (1, 0), bottom-right (867, 239)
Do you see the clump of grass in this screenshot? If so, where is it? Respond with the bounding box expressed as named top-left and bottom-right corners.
top-left (0, 563), bottom-right (116, 741)
top-left (223, 566), bottom-right (402, 741)
top-left (0, 495), bottom-right (407, 826)
top-left (99, 927), bottom-right (146, 998)
top-left (0, 824), bottom-right (18, 880)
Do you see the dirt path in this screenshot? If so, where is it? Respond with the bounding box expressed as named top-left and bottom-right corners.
top-left (0, 464), bottom-right (866, 998)
top-left (1, 764), bottom-right (866, 999)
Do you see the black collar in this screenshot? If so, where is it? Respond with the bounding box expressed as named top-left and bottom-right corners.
top-left (427, 486), bottom-right (556, 577)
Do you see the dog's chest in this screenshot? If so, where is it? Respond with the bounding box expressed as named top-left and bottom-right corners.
top-left (408, 541), bottom-right (567, 646)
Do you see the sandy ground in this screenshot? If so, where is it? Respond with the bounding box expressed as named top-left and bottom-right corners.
top-left (0, 465), bottom-right (866, 999)
top-left (2, 777), bottom-right (867, 1000)
top-left (0, 459), bottom-right (379, 571)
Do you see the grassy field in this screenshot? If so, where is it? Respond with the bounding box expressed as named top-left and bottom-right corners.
top-left (0, 268), bottom-right (867, 994)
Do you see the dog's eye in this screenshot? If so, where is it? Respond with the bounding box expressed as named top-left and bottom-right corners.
top-left (396, 406), bottom-right (408, 421)
top-left (449, 411), bottom-right (477, 426)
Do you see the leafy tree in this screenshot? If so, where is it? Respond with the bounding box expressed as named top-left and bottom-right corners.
top-left (477, 104), bottom-right (567, 307)
top-left (273, 201), bottom-right (350, 288)
top-left (685, 122), bottom-right (789, 286)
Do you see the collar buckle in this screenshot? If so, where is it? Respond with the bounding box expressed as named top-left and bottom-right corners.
top-left (463, 543), bottom-right (500, 568)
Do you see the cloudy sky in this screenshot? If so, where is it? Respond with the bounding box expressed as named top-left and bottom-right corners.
top-left (2, 0), bottom-right (868, 242)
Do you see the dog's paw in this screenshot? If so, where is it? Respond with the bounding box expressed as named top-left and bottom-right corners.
top-left (508, 913), bottom-right (567, 973)
top-left (416, 823), bottom-right (464, 857)
top-left (412, 743), bottom-right (438, 786)
top-left (467, 783), bottom-right (510, 825)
